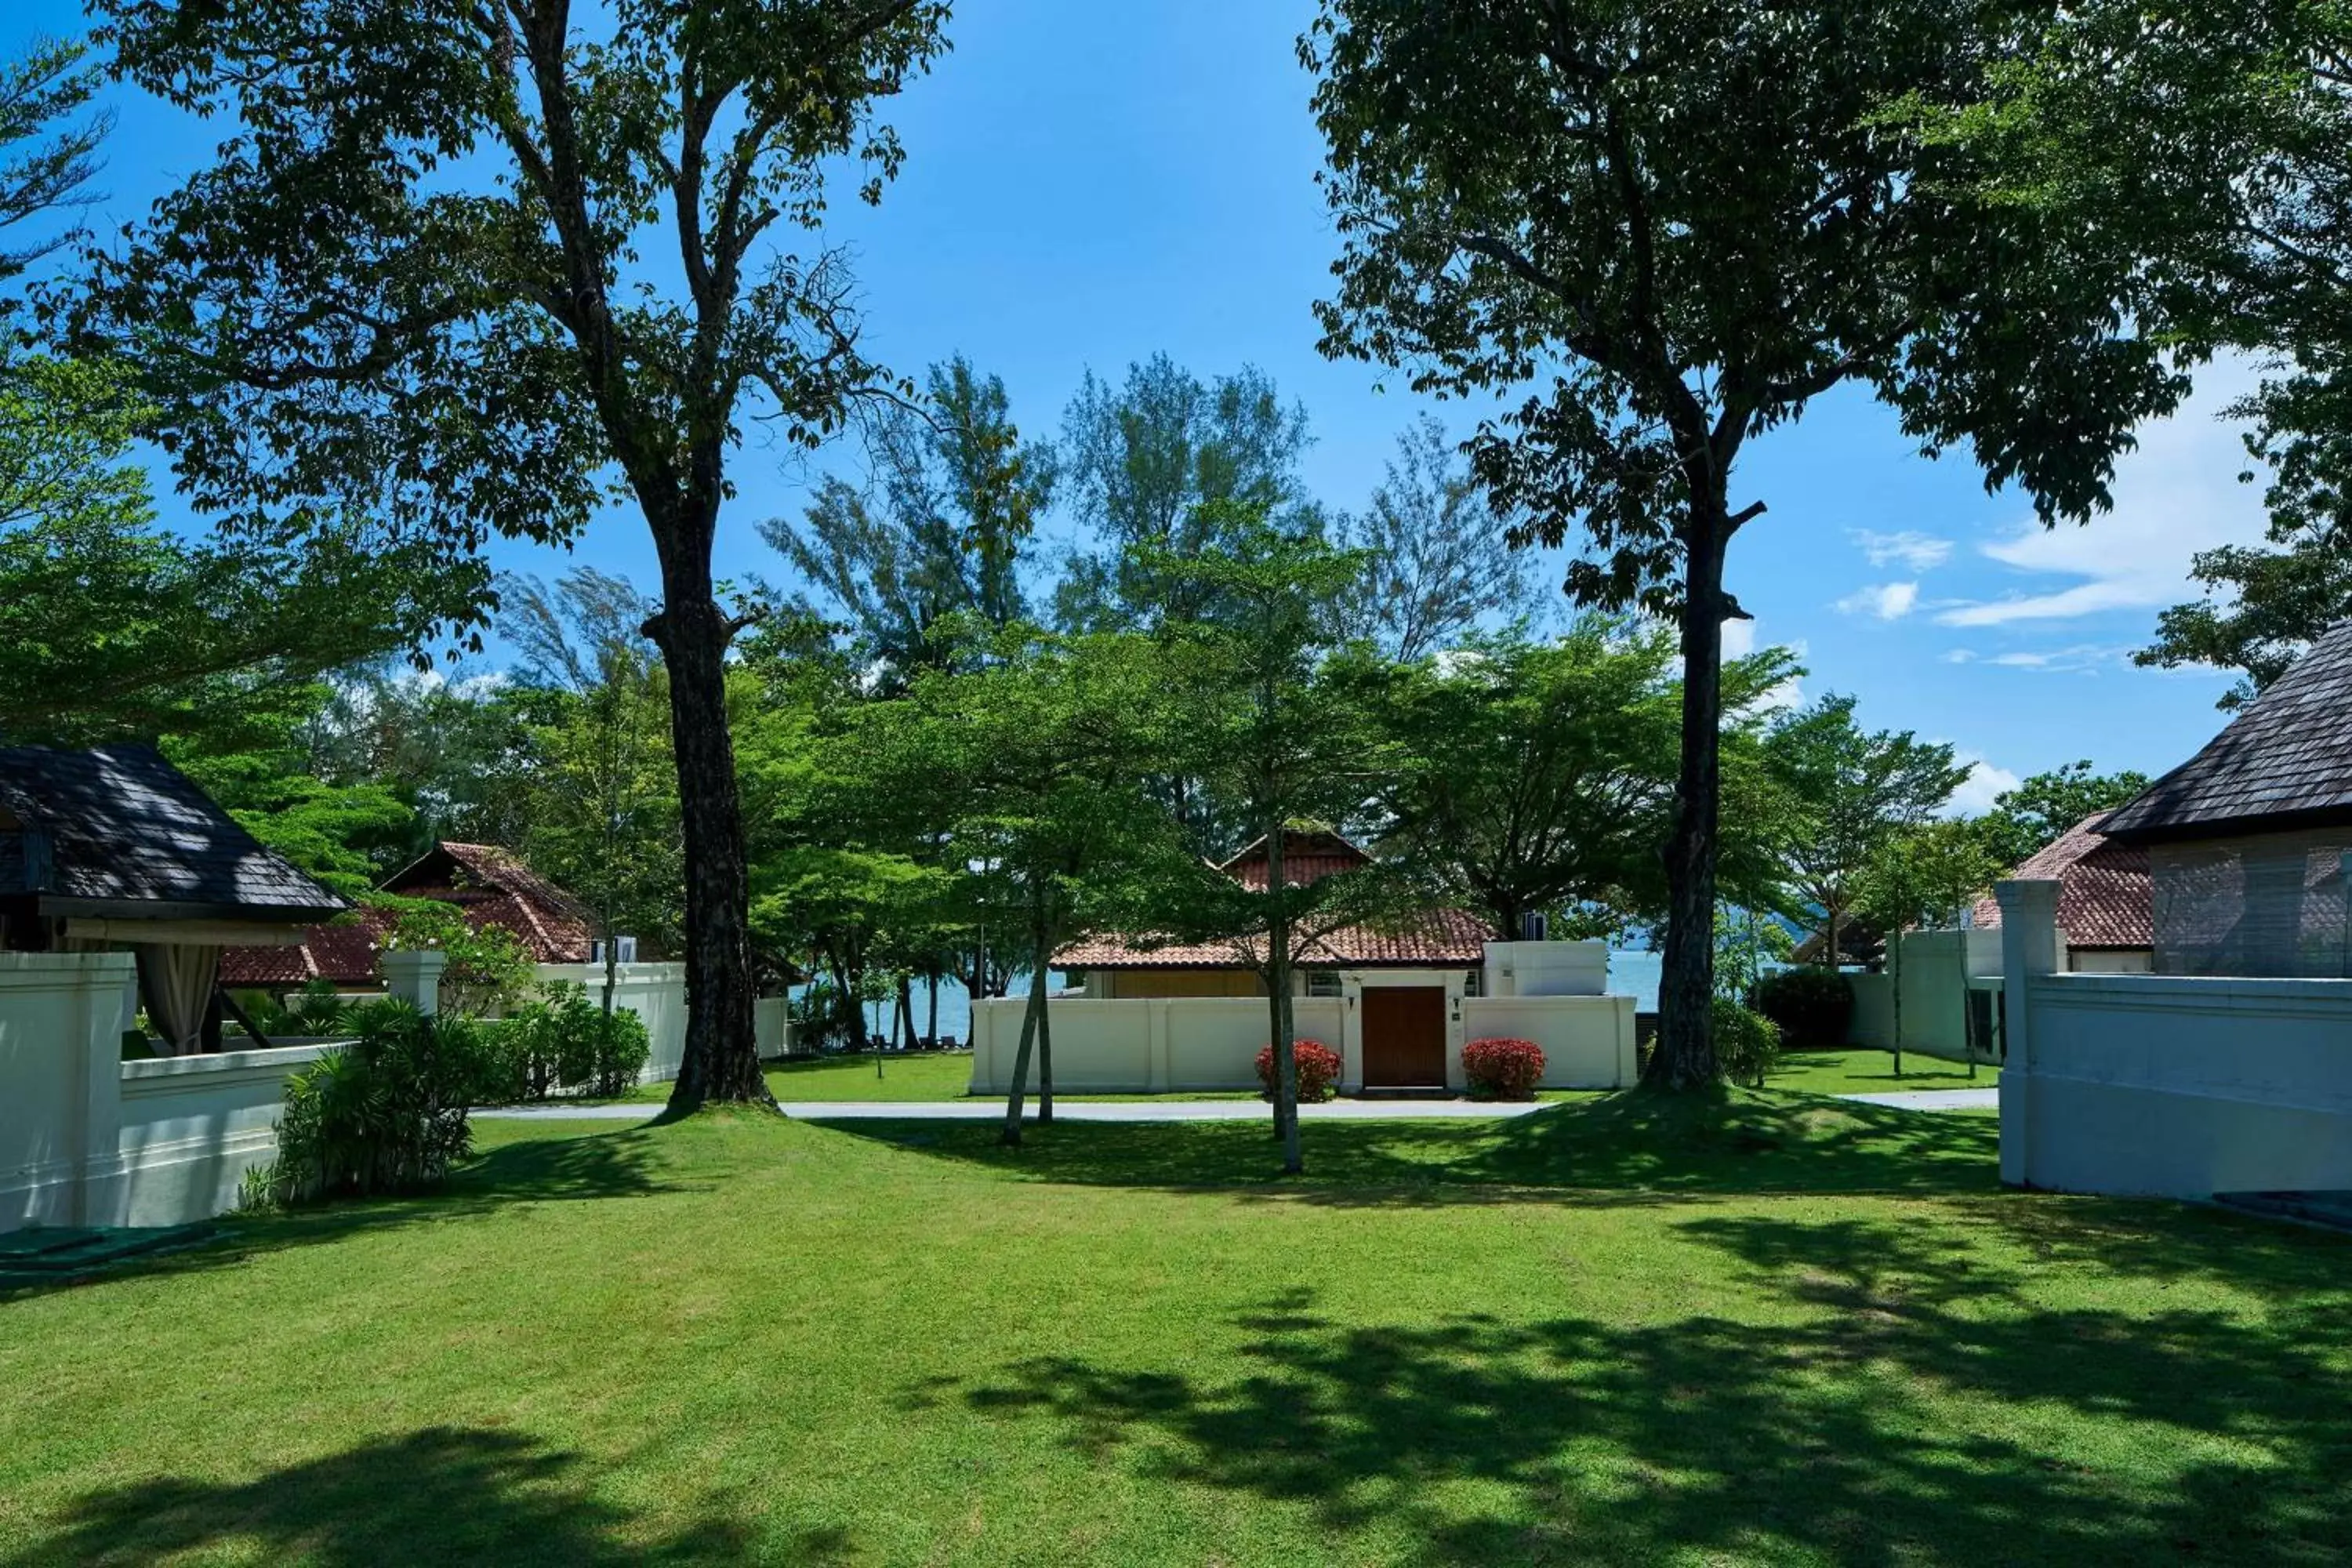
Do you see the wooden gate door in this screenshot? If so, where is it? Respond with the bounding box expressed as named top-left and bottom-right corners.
top-left (1360, 985), bottom-right (1447, 1087)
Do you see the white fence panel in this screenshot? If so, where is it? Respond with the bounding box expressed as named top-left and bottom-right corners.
top-left (1461, 996), bottom-right (1636, 1088)
top-left (1995, 877), bottom-right (2352, 1199)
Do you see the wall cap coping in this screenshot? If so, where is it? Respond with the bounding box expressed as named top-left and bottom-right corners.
top-left (0, 950), bottom-right (137, 979)
top-left (122, 1040), bottom-right (342, 1080)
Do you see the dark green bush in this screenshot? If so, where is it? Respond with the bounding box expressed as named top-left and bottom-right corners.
top-left (466, 983), bottom-right (653, 1104)
top-left (1712, 996), bottom-right (1782, 1089)
top-left (1748, 967), bottom-right (1853, 1048)
top-left (264, 1000), bottom-right (474, 1204)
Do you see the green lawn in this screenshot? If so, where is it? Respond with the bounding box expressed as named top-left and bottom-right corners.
top-left (4, 1087), bottom-right (2348, 1566)
top-left (1768, 1047), bottom-right (1993, 1097)
top-left (626, 1052), bottom-right (1265, 1105)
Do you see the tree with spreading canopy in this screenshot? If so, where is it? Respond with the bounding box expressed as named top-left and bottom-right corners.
top-left (1302, 1), bottom-right (2193, 1087)
top-left (1900, 3), bottom-right (2351, 707)
top-left (1766, 695), bottom-right (1971, 970)
top-left (1349, 617), bottom-right (1802, 944)
top-left (1973, 760), bottom-right (2151, 871)
top-left (1849, 818), bottom-right (2002, 1076)
top-left (76, 0), bottom-right (953, 1110)
top-left (0, 42), bottom-right (484, 750)
top-left (1149, 514), bottom-right (1408, 1174)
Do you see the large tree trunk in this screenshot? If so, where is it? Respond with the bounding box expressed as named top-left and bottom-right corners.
top-left (999, 949), bottom-right (1047, 1146)
top-left (1267, 825), bottom-right (1303, 1171)
top-left (652, 582), bottom-right (769, 1112)
top-left (1033, 901), bottom-right (1055, 1123)
top-left (1647, 518), bottom-right (1728, 1091)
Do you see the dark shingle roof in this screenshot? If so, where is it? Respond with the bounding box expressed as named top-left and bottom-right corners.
top-left (2102, 621), bottom-right (2352, 842)
top-left (1970, 811), bottom-right (2151, 949)
top-left (0, 744), bottom-right (347, 920)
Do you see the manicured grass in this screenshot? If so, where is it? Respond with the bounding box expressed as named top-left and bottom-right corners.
top-left (1768, 1047), bottom-right (1993, 1097)
top-left (625, 1051), bottom-right (977, 1103)
top-left (4, 1091), bottom-right (2348, 1566)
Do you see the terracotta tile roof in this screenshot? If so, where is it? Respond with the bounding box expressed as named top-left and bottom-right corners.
top-left (1218, 828), bottom-right (1373, 891)
top-left (219, 840), bottom-right (593, 988)
top-left (2102, 619), bottom-right (2352, 841)
top-left (1970, 811), bottom-right (2151, 949)
top-left (0, 743), bottom-right (346, 921)
top-left (1061, 907), bottom-right (1492, 971)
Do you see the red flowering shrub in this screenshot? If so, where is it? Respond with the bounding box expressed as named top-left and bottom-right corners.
top-left (1461, 1036), bottom-right (1547, 1101)
top-left (1254, 1038), bottom-right (1343, 1102)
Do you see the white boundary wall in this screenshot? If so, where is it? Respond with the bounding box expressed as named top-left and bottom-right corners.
top-left (2, 952), bottom-right (334, 1232)
top-left (1844, 930), bottom-right (1991, 1063)
top-left (967, 989), bottom-right (1635, 1095)
top-left (534, 962), bottom-right (688, 1083)
top-left (1995, 878), bottom-right (2352, 1199)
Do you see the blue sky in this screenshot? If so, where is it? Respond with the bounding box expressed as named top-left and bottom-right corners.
top-left (10, 0), bottom-right (2269, 800)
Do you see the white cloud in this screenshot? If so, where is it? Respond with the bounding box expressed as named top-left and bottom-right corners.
top-left (1942, 643), bottom-right (2129, 674)
top-left (1720, 617), bottom-right (1758, 659)
top-left (1946, 756), bottom-right (2022, 816)
top-left (1834, 581), bottom-right (1920, 621)
top-left (1853, 529), bottom-right (1952, 572)
top-left (1933, 362), bottom-right (2270, 630)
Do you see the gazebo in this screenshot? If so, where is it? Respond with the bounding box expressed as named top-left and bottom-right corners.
top-left (0, 743), bottom-right (348, 1053)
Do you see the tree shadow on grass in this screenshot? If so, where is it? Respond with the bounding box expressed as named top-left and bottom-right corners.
top-left (823, 1088), bottom-right (2002, 1204)
top-left (941, 1212), bottom-right (2352, 1566)
top-left (2, 1125), bottom-right (685, 1305)
top-left (0, 1425), bottom-right (845, 1567)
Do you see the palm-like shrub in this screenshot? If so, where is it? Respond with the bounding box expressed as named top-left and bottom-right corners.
top-left (1712, 997), bottom-right (1783, 1089)
top-left (263, 1000), bottom-right (474, 1204)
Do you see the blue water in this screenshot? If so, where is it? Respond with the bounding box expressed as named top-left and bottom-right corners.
top-left (1606, 949), bottom-right (1664, 1013)
top-left (808, 954), bottom-right (1668, 1044)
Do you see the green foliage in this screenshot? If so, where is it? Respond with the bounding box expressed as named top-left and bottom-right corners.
top-left (372, 899), bottom-right (536, 1019)
top-left (1900, 4), bottom-right (2350, 706)
top-left (1460, 1036), bottom-right (1546, 1101)
top-left (1054, 355), bottom-right (1316, 633)
top-left (1766, 695), bottom-right (1972, 966)
top-left (1749, 968), bottom-right (1856, 1050)
top-left (1975, 760), bottom-right (2151, 869)
top-left (1711, 997), bottom-right (1783, 1091)
top-left (1356, 618), bottom-right (1802, 939)
top-left (275, 979), bottom-right (353, 1039)
top-left (261, 1000), bottom-right (474, 1204)
top-left (768, 356), bottom-right (1053, 682)
top-left (476, 985), bottom-right (655, 1103)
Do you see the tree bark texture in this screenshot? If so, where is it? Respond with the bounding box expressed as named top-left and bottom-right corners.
top-left (999, 963), bottom-right (1045, 1146)
top-left (1034, 900), bottom-right (1056, 1123)
top-left (1646, 517), bottom-right (1727, 1090)
top-left (655, 587), bottom-right (770, 1111)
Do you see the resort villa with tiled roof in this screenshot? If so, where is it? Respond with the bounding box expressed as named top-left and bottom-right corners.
top-left (220, 840), bottom-right (597, 995)
top-left (971, 827), bottom-right (1636, 1097)
top-left (2096, 617), bottom-right (2352, 978)
top-left (1969, 812), bottom-right (2153, 972)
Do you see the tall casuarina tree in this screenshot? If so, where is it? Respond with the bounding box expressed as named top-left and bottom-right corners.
top-left (1303, 2), bottom-right (2190, 1086)
top-left (77, 1), bottom-right (952, 1109)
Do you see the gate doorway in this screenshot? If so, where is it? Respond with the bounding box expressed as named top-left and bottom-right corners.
top-left (1360, 985), bottom-right (1447, 1087)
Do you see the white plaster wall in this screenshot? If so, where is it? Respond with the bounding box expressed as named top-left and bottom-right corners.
top-left (2, 952), bottom-right (333, 1232)
top-left (966, 991), bottom-right (1630, 1094)
top-left (967, 995), bottom-right (1345, 1095)
top-left (1481, 940), bottom-right (1609, 997)
top-left (1461, 996), bottom-right (1637, 1089)
top-left (1841, 931), bottom-right (1983, 1062)
top-left (2004, 971), bottom-right (2352, 1199)
top-left (754, 996), bottom-right (793, 1058)
top-left (1, 953), bottom-right (136, 1231)
top-left (111, 1043), bottom-right (339, 1227)
top-left (535, 962), bottom-right (688, 1083)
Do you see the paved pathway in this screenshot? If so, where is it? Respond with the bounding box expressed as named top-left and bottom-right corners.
top-left (477, 1087), bottom-right (1999, 1122)
top-left (474, 1098), bottom-right (1554, 1123)
top-left (1838, 1087), bottom-right (1999, 1111)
